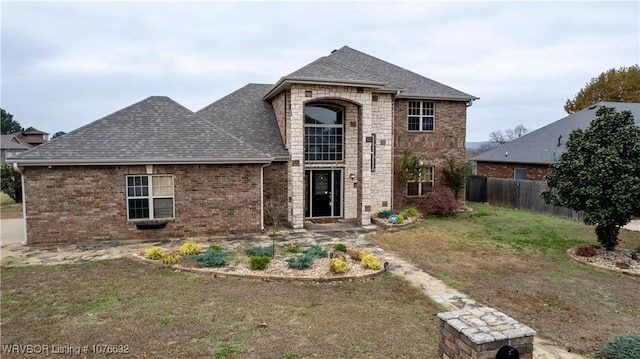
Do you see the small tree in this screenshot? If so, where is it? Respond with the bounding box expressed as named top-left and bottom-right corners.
top-left (441, 158), bottom-right (472, 201)
top-left (394, 149), bottom-right (429, 207)
top-left (541, 107), bottom-right (640, 250)
top-left (264, 196), bottom-right (288, 235)
top-left (1, 163), bottom-right (22, 203)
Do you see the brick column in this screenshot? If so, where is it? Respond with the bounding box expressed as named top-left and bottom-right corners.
top-left (437, 307), bottom-right (535, 359)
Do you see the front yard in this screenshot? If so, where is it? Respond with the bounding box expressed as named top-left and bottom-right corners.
top-left (368, 202), bottom-right (640, 355)
top-left (1, 202), bottom-right (639, 357)
top-left (0, 260), bottom-right (441, 358)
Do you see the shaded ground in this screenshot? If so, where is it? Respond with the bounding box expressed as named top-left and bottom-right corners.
top-left (368, 203), bottom-right (640, 356)
top-left (1, 258), bottom-right (441, 359)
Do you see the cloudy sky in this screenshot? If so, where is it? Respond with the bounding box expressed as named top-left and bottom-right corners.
top-left (2, 1), bottom-right (638, 142)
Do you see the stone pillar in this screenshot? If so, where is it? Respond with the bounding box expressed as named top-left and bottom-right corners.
top-left (437, 307), bottom-right (535, 359)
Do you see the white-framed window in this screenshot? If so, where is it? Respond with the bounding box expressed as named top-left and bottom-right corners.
top-left (126, 175), bottom-right (175, 220)
top-left (408, 101), bottom-right (435, 132)
top-left (406, 166), bottom-right (435, 196)
top-left (514, 168), bottom-right (527, 180)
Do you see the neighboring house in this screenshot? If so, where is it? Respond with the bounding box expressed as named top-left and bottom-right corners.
top-left (472, 102), bottom-right (640, 180)
top-left (1, 134), bottom-right (31, 163)
top-left (9, 46), bottom-right (477, 245)
top-left (11, 130), bottom-right (49, 147)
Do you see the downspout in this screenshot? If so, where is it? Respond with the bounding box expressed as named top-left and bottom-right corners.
top-left (13, 163), bottom-right (27, 245)
top-left (260, 162), bottom-right (272, 232)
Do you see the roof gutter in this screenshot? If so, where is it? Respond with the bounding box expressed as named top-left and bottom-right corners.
top-left (397, 93), bottom-right (480, 102)
top-left (7, 157), bottom-right (277, 167)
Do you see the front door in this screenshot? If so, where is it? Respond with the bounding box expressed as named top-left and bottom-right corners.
top-left (305, 170), bottom-right (342, 218)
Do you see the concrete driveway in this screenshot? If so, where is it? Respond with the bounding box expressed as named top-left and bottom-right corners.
top-left (1, 218), bottom-right (25, 245)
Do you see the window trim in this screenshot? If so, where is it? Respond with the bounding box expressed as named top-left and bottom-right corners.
top-left (406, 166), bottom-right (435, 197)
top-left (407, 100), bottom-right (435, 132)
top-left (126, 174), bottom-right (175, 221)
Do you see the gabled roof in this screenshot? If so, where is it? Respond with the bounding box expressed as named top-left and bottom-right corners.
top-left (265, 46), bottom-right (477, 102)
top-left (9, 96), bottom-right (273, 165)
top-left (1, 135), bottom-right (30, 150)
top-left (472, 102), bottom-right (640, 165)
top-left (197, 84), bottom-right (288, 160)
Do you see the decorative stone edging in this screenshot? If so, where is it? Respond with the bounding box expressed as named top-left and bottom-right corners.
top-left (370, 217), bottom-right (420, 229)
top-left (566, 248), bottom-right (639, 277)
top-left (131, 253), bottom-right (386, 282)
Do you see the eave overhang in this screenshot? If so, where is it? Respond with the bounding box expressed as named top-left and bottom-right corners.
top-left (7, 156), bottom-right (281, 167)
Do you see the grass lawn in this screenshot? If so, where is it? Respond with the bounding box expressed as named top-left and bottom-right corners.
top-left (0, 193), bottom-right (22, 219)
top-left (368, 202), bottom-right (640, 356)
top-left (1, 259), bottom-right (441, 359)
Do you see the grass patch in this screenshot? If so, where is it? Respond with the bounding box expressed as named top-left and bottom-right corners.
top-left (1, 258), bottom-right (441, 358)
top-left (368, 202), bottom-right (640, 356)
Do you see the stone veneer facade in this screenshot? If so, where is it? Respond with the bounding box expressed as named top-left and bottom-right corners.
top-left (476, 162), bottom-right (551, 181)
top-left (22, 164), bottom-right (266, 245)
top-left (272, 84), bottom-right (394, 228)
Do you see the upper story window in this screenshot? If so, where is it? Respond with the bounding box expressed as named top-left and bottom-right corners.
top-left (304, 104), bottom-right (344, 162)
top-left (126, 175), bottom-right (175, 220)
top-left (408, 101), bottom-right (435, 132)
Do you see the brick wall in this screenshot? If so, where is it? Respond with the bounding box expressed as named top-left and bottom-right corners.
top-left (393, 99), bottom-right (468, 209)
top-left (22, 164), bottom-right (265, 245)
top-left (263, 161), bottom-right (288, 224)
top-left (476, 162), bottom-right (551, 181)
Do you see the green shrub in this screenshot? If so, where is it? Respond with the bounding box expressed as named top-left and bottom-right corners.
top-left (303, 244), bottom-right (328, 259)
top-left (402, 207), bottom-right (420, 218)
top-left (285, 254), bottom-right (314, 270)
top-left (208, 244), bottom-right (223, 252)
top-left (244, 245), bottom-right (273, 257)
top-left (179, 240), bottom-right (201, 256)
top-left (333, 243), bottom-right (347, 252)
top-left (361, 254), bottom-right (382, 270)
top-left (192, 248), bottom-right (230, 268)
top-left (161, 252), bottom-right (181, 265)
top-left (330, 258), bottom-right (349, 274)
top-left (396, 214), bottom-right (404, 224)
top-left (597, 334), bottom-right (640, 359)
top-left (144, 246), bottom-right (164, 260)
top-left (377, 209), bottom-right (395, 219)
top-left (285, 244), bottom-right (300, 253)
top-left (249, 255), bottom-right (271, 270)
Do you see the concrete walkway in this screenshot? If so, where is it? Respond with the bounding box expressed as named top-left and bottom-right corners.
top-left (0, 221), bottom-right (584, 358)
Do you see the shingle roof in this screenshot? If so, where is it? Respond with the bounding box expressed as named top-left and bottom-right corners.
top-left (10, 96), bottom-right (273, 165)
top-left (472, 102), bottom-right (640, 164)
top-left (266, 46), bottom-right (477, 101)
top-left (1, 135), bottom-right (30, 150)
top-left (196, 84), bottom-right (288, 160)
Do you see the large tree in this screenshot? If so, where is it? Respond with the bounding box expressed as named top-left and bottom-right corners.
top-left (541, 107), bottom-right (640, 250)
top-left (0, 163), bottom-right (22, 203)
top-left (564, 65), bottom-right (640, 114)
top-left (1, 108), bottom-right (23, 134)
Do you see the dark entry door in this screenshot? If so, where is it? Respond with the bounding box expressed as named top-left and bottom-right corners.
top-left (305, 170), bottom-right (342, 218)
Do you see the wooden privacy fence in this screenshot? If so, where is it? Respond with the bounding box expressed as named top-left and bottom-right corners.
top-left (466, 176), bottom-right (584, 221)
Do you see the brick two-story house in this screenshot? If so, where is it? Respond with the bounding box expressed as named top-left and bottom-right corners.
top-left (9, 46), bottom-right (477, 245)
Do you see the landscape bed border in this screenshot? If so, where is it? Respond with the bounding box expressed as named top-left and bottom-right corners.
top-left (131, 253), bottom-right (386, 282)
